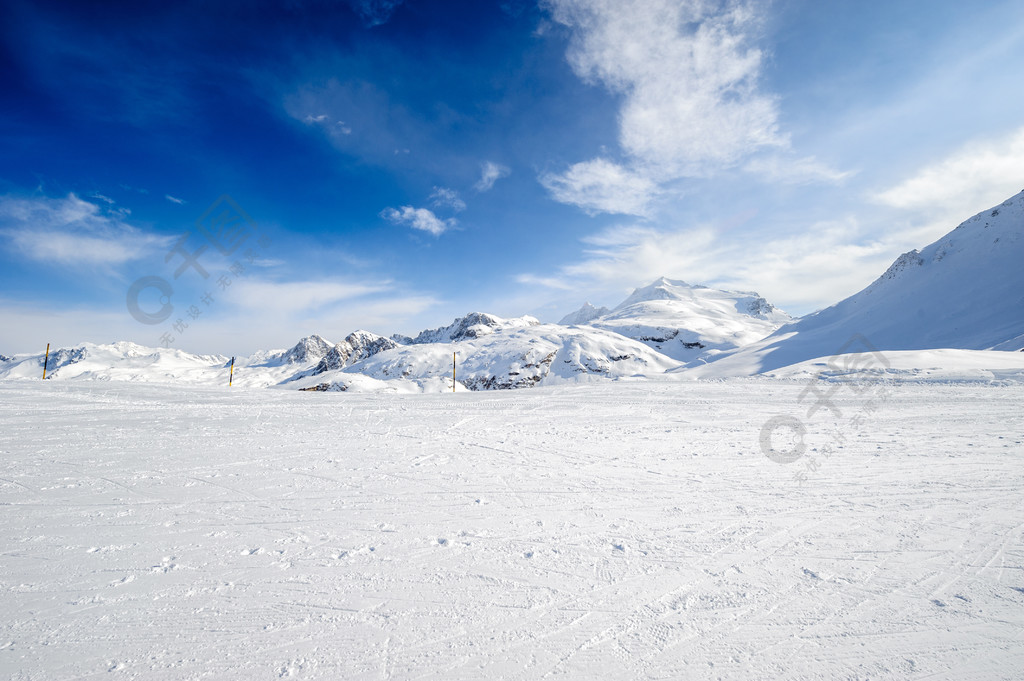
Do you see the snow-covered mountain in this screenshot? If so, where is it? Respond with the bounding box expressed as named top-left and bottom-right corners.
top-left (689, 190), bottom-right (1024, 377)
top-left (563, 277), bottom-right (791, 361)
top-left (559, 302), bottom-right (610, 325)
top-left (278, 334), bottom-right (334, 364)
top-left (5, 189), bottom-right (1021, 391)
top-left (312, 330), bottom-right (399, 374)
top-left (295, 323), bottom-right (680, 392)
top-left (393, 312), bottom-right (540, 345)
top-left (0, 342), bottom-right (228, 383)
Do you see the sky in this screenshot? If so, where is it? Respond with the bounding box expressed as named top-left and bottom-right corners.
top-left (1, 0), bottom-right (1023, 355)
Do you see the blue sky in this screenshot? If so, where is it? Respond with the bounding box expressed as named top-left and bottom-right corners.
top-left (2, 0), bottom-right (1023, 355)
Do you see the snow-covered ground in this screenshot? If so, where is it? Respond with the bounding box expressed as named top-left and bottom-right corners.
top-left (2, 379), bottom-right (1022, 680)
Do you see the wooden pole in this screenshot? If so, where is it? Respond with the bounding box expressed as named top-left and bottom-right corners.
top-left (42, 343), bottom-right (50, 380)
top-left (229, 356), bottom-right (235, 387)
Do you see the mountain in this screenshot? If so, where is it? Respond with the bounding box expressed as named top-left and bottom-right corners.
top-left (571, 277), bottom-right (791, 362)
top-left (0, 342), bottom-right (228, 382)
top-left (689, 190), bottom-right (1024, 377)
top-left (278, 334), bottom-right (334, 364)
top-left (312, 331), bottom-right (399, 374)
top-left (559, 302), bottom-right (611, 325)
top-left (296, 323), bottom-right (681, 393)
top-left (393, 312), bottom-right (540, 345)
top-left (7, 185), bottom-right (1021, 392)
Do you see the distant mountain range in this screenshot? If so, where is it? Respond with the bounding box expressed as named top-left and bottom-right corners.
top-left (2, 191), bottom-right (1022, 390)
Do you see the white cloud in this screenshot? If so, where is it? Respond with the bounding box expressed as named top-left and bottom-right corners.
top-left (744, 154), bottom-right (854, 185)
top-left (380, 205), bottom-right (456, 236)
top-left (303, 113), bottom-right (329, 124)
top-left (517, 212), bottom-right (915, 316)
top-left (542, 0), bottom-right (787, 214)
top-left (224, 278), bottom-right (391, 313)
top-left (514, 273), bottom-right (575, 290)
top-left (428, 186), bottom-right (466, 212)
top-left (873, 126), bottom-right (1024, 218)
top-left (475, 161), bottom-right (511, 192)
top-left (165, 194), bottom-right (186, 205)
top-left (540, 158), bottom-right (656, 216)
top-left (0, 193), bottom-right (168, 267)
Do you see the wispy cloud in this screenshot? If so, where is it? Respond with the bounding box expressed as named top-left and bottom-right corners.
top-left (873, 125), bottom-right (1024, 219)
top-left (164, 194), bottom-right (186, 205)
top-left (475, 161), bottom-right (510, 192)
top-left (428, 186), bottom-right (466, 212)
top-left (225, 277), bottom-right (391, 313)
top-left (540, 158), bottom-right (656, 216)
top-left (380, 205), bottom-right (456, 237)
top-left (518, 214), bottom-right (911, 316)
top-left (0, 193), bottom-right (169, 267)
top-left (744, 154), bottom-right (854, 186)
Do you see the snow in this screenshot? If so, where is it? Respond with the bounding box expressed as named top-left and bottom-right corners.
top-left (1, 379), bottom-right (1022, 679)
top-left (558, 302), bottom-right (611, 326)
top-left (583, 277), bottom-right (792, 362)
top-left (300, 323), bottom-right (681, 393)
top-left (396, 312), bottom-right (541, 345)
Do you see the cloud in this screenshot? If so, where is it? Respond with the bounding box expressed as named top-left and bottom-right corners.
top-left (873, 125), bottom-right (1024, 218)
top-left (428, 187), bottom-right (466, 212)
top-left (744, 154), bottom-right (855, 185)
top-left (514, 273), bottom-right (576, 290)
top-left (517, 213), bottom-right (911, 316)
top-left (475, 161), bottom-right (511, 192)
top-left (0, 193), bottom-right (169, 267)
top-left (165, 194), bottom-right (186, 205)
top-left (225, 278), bottom-right (390, 313)
top-left (540, 158), bottom-right (656, 216)
top-left (541, 0), bottom-right (786, 214)
top-left (303, 113), bottom-right (329, 124)
top-left (380, 206), bottom-right (455, 236)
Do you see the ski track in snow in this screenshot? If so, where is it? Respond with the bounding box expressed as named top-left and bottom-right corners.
top-left (0, 381), bottom-right (1022, 680)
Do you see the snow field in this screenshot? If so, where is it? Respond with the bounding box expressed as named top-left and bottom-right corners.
top-left (0, 380), bottom-right (1022, 679)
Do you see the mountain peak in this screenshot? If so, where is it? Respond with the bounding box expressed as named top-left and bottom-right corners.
top-left (281, 334), bottom-right (333, 364)
top-left (402, 312), bottom-right (540, 345)
top-left (614, 277), bottom-right (701, 310)
top-left (559, 302), bottom-right (611, 326)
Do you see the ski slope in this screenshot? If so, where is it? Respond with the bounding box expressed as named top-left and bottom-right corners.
top-left (1, 379), bottom-right (1022, 680)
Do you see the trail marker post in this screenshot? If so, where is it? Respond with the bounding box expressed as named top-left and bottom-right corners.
top-left (42, 343), bottom-right (50, 380)
top-left (229, 356), bottom-right (235, 387)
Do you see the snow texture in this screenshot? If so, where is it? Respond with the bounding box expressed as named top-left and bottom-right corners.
top-left (0, 380), bottom-right (1022, 679)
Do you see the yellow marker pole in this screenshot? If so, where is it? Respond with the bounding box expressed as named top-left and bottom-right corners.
top-left (229, 356), bottom-right (235, 387)
top-left (452, 352), bottom-right (456, 393)
top-left (42, 343), bottom-right (50, 380)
